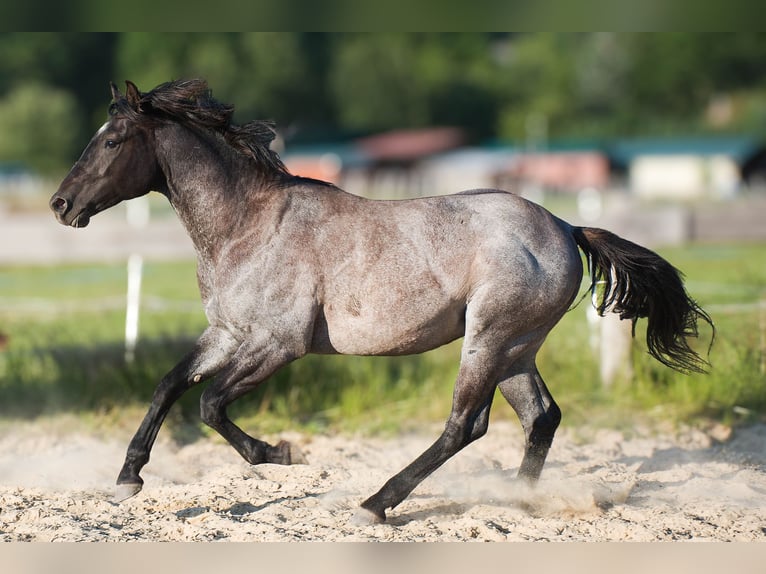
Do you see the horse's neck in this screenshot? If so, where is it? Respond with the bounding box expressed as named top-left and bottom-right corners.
top-left (155, 124), bottom-right (272, 262)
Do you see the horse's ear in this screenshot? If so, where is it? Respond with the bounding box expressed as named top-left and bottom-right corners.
top-left (110, 81), bottom-right (122, 102)
top-left (125, 81), bottom-right (142, 110)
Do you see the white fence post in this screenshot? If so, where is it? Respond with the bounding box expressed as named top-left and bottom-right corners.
top-left (586, 279), bottom-right (634, 387)
top-left (124, 197), bottom-right (150, 362)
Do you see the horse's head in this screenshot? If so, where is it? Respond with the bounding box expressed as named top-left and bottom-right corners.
top-left (50, 81), bottom-right (163, 228)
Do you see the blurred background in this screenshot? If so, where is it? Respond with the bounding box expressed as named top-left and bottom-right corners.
top-left (0, 33), bottom-right (763, 437)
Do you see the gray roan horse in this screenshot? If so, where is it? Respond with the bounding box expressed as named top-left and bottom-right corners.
top-left (50, 79), bottom-right (712, 522)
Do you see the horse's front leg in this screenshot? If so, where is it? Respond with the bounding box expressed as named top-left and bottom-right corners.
top-left (114, 326), bottom-right (239, 501)
top-left (197, 332), bottom-right (305, 466)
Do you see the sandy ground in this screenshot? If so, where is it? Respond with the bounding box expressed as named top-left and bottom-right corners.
top-left (1, 418), bottom-right (765, 542)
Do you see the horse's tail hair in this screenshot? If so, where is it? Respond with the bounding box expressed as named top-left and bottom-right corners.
top-left (572, 226), bottom-right (714, 374)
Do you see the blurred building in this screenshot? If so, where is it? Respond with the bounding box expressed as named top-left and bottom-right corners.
top-left (284, 130), bottom-right (766, 201)
top-left (610, 136), bottom-right (764, 200)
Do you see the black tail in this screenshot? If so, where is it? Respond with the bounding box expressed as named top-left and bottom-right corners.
top-left (572, 227), bottom-right (714, 374)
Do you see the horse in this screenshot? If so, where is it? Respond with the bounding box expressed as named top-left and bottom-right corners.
top-left (50, 79), bottom-right (713, 523)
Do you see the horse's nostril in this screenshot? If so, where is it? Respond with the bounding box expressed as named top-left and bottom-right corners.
top-left (51, 196), bottom-right (68, 214)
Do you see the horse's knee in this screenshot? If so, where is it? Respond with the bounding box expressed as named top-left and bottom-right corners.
top-left (199, 388), bottom-right (224, 429)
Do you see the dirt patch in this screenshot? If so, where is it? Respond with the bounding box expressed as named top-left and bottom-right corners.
top-left (1, 419), bottom-right (765, 541)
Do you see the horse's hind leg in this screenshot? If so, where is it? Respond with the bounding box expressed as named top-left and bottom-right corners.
top-left (360, 346), bottom-right (499, 523)
top-left (497, 364), bottom-right (561, 482)
top-left (115, 327), bottom-right (239, 500)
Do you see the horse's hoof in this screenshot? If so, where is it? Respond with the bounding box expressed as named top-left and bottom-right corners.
top-left (113, 482), bottom-right (143, 503)
top-left (286, 441), bottom-right (307, 465)
top-left (273, 440), bottom-right (307, 465)
top-left (358, 500), bottom-right (387, 524)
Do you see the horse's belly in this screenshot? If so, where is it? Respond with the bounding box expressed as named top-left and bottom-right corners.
top-left (313, 304), bottom-right (465, 356)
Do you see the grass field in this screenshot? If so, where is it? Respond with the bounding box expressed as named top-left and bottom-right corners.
top-left (0, 242), bottom-right (763, 440)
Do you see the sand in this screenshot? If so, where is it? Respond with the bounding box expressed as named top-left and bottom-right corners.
top-left (1, 418), bottom-right (765, 542)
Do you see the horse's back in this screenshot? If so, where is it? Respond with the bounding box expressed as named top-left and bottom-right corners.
top-left (305, 187), bottom-right (582, 355)
top-left (314, 185), bottom-right (582, 306)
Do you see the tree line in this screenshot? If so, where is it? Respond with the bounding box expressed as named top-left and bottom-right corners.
top-left (1, 32), bottom-right (766, 176)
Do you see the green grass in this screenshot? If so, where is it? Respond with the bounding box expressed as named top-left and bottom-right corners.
top-left (0, 242), bottom-right (764, 442)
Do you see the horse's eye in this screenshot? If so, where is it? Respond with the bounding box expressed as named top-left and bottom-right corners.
top-left (105, 139), bottom-right (119, 149)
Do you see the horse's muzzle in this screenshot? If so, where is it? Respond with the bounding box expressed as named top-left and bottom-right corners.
top-left (49, 194), bottom-right (91, 228)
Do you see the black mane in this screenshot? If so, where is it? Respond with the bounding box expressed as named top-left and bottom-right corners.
top-left (110, 79), bottom-right (290, 176)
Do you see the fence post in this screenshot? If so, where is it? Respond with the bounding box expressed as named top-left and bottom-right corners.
top-left (124, 196), bottom-right (150, 362)
top-left (586, 280), bottom-right (634, 387)
top-left (599, 312), bottom-right (634, 387)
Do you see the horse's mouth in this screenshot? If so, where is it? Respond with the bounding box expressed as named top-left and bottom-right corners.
top-left (71, 211), bottom-right (91, 228)
top-left (55, 208), bottom-right (91, 228)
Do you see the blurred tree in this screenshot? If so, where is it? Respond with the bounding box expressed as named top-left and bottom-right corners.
top-left (182, 34), bottom-right (241, 104)
top-left (574, 33), bottom-right (630, 120)
top-left (0, 82), bottom-right (82, 175)
top-left (0, 33), bottom-right (115, 132)
top-left (622, 34), bottom-right (711, 131)
top-left (494, 33), bottom-right (578, 141)
top-left (2, 32), bottom-right (766, 177)
top-left (328, 33), bottom-right (501, 138)
top-left (114, 33), bottom-right (197, 93)
top-left (419, 33), bottom-right (500, 139)
top-left (114, 33), bottom-right (321, 127)
top-left (610, 33), bottom-right (766, 135)
top-left (329, 33), bottom-right (431, 131)
top-left (706, 34), bottom-right (766, 91)
top-left (235, 33), bottom-right (316, 124)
